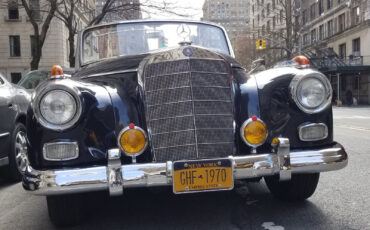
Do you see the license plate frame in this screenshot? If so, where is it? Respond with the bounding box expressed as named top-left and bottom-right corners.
top-left (172, 158), bottom-right (234, 194)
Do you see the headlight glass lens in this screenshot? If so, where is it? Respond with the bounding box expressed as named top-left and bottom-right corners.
top-left (297, 77), bottom-right (326, 108)
top-left (119, 129), bottom-right (146, 155)
top-left (40, 90), bottom-right (77, 125)
top-left (243, 121), bottom-right (267, 146)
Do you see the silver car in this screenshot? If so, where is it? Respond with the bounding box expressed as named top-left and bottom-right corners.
top-left (0, 74), bottom-right (30, 181)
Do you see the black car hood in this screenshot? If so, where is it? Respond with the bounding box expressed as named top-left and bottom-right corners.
top-left (73, 53), bottom-right (150, 78)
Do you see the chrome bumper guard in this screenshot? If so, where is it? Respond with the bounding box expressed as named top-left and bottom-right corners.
top-left (23, 138), bottom-right (348, 196)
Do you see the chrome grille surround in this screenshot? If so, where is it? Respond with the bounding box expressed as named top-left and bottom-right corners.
top-left (142, 48), bottom-right (234, 162)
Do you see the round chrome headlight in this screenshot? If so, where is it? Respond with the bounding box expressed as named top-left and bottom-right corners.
top-left (40, 90), bottom-right (77, 125)
top-left (291, 72), bottom-right (332, 114)
top-left (34, 83), bottom-right (82, 131)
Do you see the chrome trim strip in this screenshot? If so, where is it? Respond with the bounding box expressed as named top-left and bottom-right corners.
top-left (82, 69), bottom-right (138, 79)
top-left (146, 86), bottom-right (230, 93)
top-left (298, 123), bottom-right (329, 141)
top-left (23, 144), bottom-right (348, 196)
top-left (149, 114), bottom-right (232, 122)
top-left (0, 132), bottom-right (10, 138)
top-left (0, 157), bottom-right (9, 166)
top-left (152, 128), bottom-right (234, 136)
top-left (146, 71), bottom-right (228, 79)
top-left (43, 142), bottom-right (79, 161)
top-left (148, 100), bottom-right (232, 107)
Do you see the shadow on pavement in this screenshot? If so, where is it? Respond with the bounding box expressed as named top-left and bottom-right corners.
top-left (0, 168), bottom-right (13, 189)
top-left (63, 181), bottom-right (352, 230)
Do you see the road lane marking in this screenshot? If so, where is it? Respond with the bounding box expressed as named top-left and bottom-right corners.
top-left (335, 125), bottom-right (370, 132)
top-left (262, 222), bottom-right (285, 230)
top-left (334, 116), bottom-right (370, 119)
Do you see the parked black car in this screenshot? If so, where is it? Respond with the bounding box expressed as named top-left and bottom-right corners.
top-left (0, 74), bottom-right (30, 181)
top-left (23, 20), bottom-right (348, 226)
top-left (18, 68), bottom-right (74, 92)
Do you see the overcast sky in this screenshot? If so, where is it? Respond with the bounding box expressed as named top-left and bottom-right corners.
top-left (142, 0), bottom-right (205, 20)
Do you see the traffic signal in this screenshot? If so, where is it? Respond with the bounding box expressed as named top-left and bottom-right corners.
top-left (256, 39), bottom-right (266, 50)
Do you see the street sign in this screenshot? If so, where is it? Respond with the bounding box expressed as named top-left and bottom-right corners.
top-left (256, 39), bottom-right (266, 50)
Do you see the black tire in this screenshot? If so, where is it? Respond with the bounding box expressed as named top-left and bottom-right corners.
top-left (47, 194), bottom-right (86, 227)
top-left (7, 123), bottom-right (28, 182)
top-left (264, 173), bottom-right (320, 201)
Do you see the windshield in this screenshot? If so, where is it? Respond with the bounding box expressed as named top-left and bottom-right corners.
top-left (82, 21), bottom-right (231, 65)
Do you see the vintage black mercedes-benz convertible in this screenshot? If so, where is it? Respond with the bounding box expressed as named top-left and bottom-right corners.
top-left (23, 20), bottom-right (348, 226)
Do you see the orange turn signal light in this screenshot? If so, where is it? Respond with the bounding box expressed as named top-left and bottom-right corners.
top-left (293, 56), bottom-right (310, 66)
top-left (51, 65), bottom-right (64, 78)
top-left (241, 117), bottom-right (268, 147)
top-left (118, 124), bottom-right (147, 156)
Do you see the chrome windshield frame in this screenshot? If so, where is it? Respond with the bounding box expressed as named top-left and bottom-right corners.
top-left (79, 19), bottom-right (235, 67)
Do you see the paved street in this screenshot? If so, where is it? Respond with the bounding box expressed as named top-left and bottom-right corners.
top-left (0, 107), bottom-right (369, 230)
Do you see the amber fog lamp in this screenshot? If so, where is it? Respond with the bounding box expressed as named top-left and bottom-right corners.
top-left (51, 65), bottom-right (64, 79)
top-left (240, 116), bottom-right (267, 147)
top-left (118, 124), bottom-right (147, 157)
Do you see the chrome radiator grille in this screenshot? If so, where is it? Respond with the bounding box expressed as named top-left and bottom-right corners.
top-left (144, 58), bottom-right (234, 162)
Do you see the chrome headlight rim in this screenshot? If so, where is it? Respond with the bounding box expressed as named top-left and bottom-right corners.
top-left (33, 83), bottom-right (82, 131)
top-left (290, 72), bottom-right (332, 114)
top-left (117, 125), bottom-right (148, 158)
top-left (240, 117), bottom-right (268, 148)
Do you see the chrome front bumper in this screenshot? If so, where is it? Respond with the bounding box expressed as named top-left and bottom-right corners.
top-left (23, 139), bottom-right (348, 196)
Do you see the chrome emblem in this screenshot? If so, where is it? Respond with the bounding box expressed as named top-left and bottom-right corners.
top-left (183, 47), bottom-right (194, 57)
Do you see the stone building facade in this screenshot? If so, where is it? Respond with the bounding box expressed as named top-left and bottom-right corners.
top-left (0, 0), bottom-right (94, 83)
top-left (95, 0), bottom-right (142, 23)
top-left (202, 0), bottom-right (250, 45)
top-left (299, 0), bottom-right (370, 105)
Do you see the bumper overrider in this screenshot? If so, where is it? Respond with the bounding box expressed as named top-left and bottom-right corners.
top-left (23, 138), bottom-right (348, 196)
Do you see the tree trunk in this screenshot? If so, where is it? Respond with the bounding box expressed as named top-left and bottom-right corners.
top-left (285, 0), bottom-right (293, 59)
top-left (68, 31), bottom-right (75, 68)
top-left (30, 34), bottom-right (41, 70)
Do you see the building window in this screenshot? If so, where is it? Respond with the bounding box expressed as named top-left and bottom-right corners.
top-left (30, 0), bottom-right (41, 20)
top-left (352, 38), bottom-right (360, 55)
top-left (311, 29), bottom-right (317, 43)
top-left (280, 9), bottom-right (283, 23)
top-left (352, 7), bottom-right (360, 26)
top-left (339, 43), bottom-right (346, 58)
top-left (9, 35), bottom-right (21, 57)
top-left (310, 4), bottom-right (316, 20)
top-left (338, 13), bottom-right (345, 32)
top-left (319, 24), bottom-right (324, 40)
top-left (8, 0), bottom-right (19, 20)
top-left (318, 0), bottom-right (324, 15)
top-left (272, 0), bottom-right (275, 9)
top-left (327, 20), bottom-right (333, 36)
top-left (327, 0), bottom-right (332, 10)
top-left (267, 3), bottom-right (270, 15)
top-left (303, 33), bottom-right (309, 45)
top-left (302, 10), bottom-right (307, 24)
top-left (11, 73), bottom-right (22, 83)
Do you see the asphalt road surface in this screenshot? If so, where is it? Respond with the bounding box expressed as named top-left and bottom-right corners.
top-left (1, 106), bottom-right (369, 230)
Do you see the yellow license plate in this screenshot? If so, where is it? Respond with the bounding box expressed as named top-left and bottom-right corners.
top-left (173, 159), bottom-right (233, 194)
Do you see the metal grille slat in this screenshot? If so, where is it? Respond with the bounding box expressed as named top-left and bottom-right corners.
top-left (148, 102), bottom-right (193, 120)
top-left (144, 56), bottom-right (234, 162)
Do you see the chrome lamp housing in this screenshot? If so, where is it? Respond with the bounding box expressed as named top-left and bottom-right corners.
top-left (290, 71), bottom-right (332, 114)
top-left (33, 80), bottom-right (83, 131)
